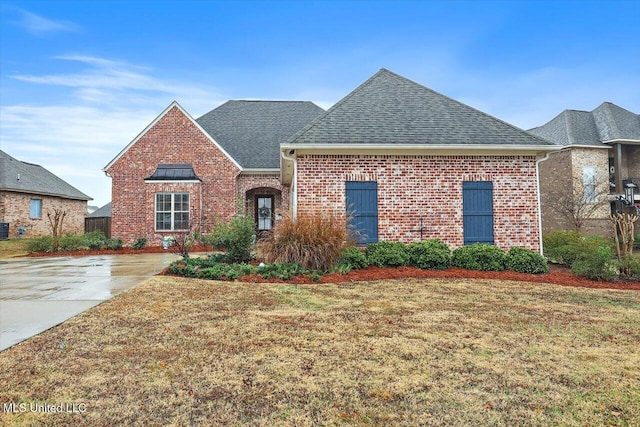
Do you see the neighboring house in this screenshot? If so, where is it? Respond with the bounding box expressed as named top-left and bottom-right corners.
top-left (106, 68), bottom-right (557, 251)
top-left (0, 150), bottom-right (92, 238)
top-left (103, 101), bottom-right (324, 245)
top-left (529, 102), bottom-right (640, 236)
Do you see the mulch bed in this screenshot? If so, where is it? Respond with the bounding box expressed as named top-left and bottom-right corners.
top-left (22, 245), bottom-right (211, 258)
top-left (21, 246), bottom-right (640, 290)
top-left (233, 264), bottom-right (640, 290)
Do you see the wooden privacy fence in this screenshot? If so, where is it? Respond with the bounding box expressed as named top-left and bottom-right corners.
top-left (85, 217), bottom-right (111, 238)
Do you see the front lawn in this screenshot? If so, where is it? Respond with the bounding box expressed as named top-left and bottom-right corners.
top-left (0, 239), bottom-right (29, 259)
top-left (1, 277), bottom-right (638, 426)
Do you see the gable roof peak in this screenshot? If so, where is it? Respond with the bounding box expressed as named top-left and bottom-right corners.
top-left (289, 68), bottom-right (554, 147)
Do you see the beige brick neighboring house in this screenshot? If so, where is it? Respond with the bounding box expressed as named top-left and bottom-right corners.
top-left (529, 102), bottom-right (640, 236)
top-left (0, 150), bottom-right (92, 239)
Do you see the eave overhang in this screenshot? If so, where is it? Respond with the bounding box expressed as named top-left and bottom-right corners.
top-left (279, 143), bottom-right (562, 185)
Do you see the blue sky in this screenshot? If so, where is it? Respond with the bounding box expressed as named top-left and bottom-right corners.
top-left (1, 0), bottom-right (639, 207)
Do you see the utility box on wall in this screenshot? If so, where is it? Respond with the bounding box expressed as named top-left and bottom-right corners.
top-left (0, 223), bottom-right (9, 240)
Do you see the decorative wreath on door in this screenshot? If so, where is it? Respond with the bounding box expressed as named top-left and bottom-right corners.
top-left (259, 207), bottom-right (271, 218)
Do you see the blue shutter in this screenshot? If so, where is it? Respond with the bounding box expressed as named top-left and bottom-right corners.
top-left (463, 181), bottom-right (494, 245)
top-left (346, 181), bottom-right (378, 244)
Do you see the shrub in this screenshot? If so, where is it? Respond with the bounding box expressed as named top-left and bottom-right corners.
top-left (83, 231), bottom-right (107, 250)
top-left (506, 247), bottom-right (548, 274)
top-left (407, 239), bottom-right (451, 270)
top-left (452, 244), bottom-right (506, 271)
top-left (617, 255), bottom-right (640, 279)
top-left (571, 246), bottom-right (617, 281)
top-left (260, 213), bottom-right (347, 271)
top-left (543, 230), bottom-right (582, 264)
top-left (258, 263), bottom-right (303, 280)
top-left (634, 234), bottom-right (640, 250)
top-left (58, 233), bottom-right (88, 251)
top-left (365, 241), bottom-right (409, 267)
top-left (208, 216), bottom-right (255, 263)
top-left (105, 238), bottom-right (123, 250)
top-left (133, 237), bottom-right (147, 250)
top-left (26, 236), bottom-right (54, 253)
top-left (337, 246), bottom-right (369, 270)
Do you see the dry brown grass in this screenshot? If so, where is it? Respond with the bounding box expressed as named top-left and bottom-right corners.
top-left (0, 239), bottom-right (29, 259)
top-left (1, 277), bottom-right (639, 426)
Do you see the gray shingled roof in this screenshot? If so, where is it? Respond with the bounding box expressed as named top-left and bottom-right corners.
top-left (196, 101), bottom-right (324, 169)
top-left (288, 68), bottom-right (555, 146)
top-left (528, 102), bottom-right (640, 147)
top-left (88, 202), bottom-right (111, 218)
top-left (0, 150), bottom-right (92, 200)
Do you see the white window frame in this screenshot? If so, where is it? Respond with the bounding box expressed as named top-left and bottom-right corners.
top-left (582, 166), bottom-right (597, 203)
top-left (155, 193), bottom-right (190, 231)
top-left (30, 199), bottom-right (42, 219)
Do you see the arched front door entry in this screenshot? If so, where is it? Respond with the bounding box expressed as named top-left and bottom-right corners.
top-left (255, 195), bottom-right (274, 232)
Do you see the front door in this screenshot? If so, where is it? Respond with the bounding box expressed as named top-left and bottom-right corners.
top-left (256, 196), bottom-right (274, 232)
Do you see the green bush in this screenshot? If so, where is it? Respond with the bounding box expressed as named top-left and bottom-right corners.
top-left (59, 233), bottom-right (88, 251)
top-left (543, 230), bottom-right (582, 264)
top-left (105, 238), bottom-right (123, 250)
top-left (407, 239), bottom-right (451, 270)
top-left (208, 215), bottom-right (255, 263)
top-left (337, 246), bottom-right (369, 270)
top-left (571, 246), bottom-right (617, 281)
top-left (452, 244), bottom-right (506, 271)
top-left (260, 213), bottom-right (347, 271)
top-left (617, 255), bottom-right (640, 279)
top-left (634, 234), bottom-right (640, 250)
top-left (83, 231), bottom-right (107, 249)
top-left (133, 237), bottom-right (147, 250)
top-left (365, 241), bottom-right (409, 267)
top-left (26, 236), bottom-right (54, 253)
top-left (506, 247), bottom-right (548, 274)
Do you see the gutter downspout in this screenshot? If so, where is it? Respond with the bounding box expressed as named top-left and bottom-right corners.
top-left (536, 152), bottom-right (551, 256)
top-left (281, 150), bottom-right (298, 219)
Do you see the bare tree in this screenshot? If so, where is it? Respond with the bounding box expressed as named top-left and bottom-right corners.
top-left (47, 209), bottom-right (67, 251)
top-left (610, 213), bottom-right (638, 257)
top-left (545, 184), bottom-right (610, 233)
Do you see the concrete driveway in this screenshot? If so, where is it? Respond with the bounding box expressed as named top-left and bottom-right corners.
top-left (0, 253), bottom-right (181, 351)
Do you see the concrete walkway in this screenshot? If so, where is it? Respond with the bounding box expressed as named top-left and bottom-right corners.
top-left (0, 253), bottom-right (181, 351)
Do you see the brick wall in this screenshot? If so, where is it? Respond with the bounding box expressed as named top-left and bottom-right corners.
top-left (106, 106), bottom-right (288, 246)
top-left (296, 154), bottom-right (541, 251)
top-left (236, 174), bottom-right (290, 224)
top-left (0, 191), bottom-right (87, 238)
top-left (539, 147), bottom-right (611, 236)
top-left (106, 106), bottom-right (242, 245)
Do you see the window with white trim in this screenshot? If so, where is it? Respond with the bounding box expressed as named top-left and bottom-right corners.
top-left (30, 199), bottom-right (42, 219)
top-left (155, 193), bottom-right (189, 231)
top-left (582, 166), bottom-right (597, 203)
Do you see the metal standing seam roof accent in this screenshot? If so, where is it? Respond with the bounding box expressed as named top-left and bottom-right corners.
top-left (0, 150), bottom-right (92, 200)
top-left (145, 164), bottom-right (202, 181)
top-left (287, 68), bottom-right (556, 147)
top-left (528, 102), bottom-right (640, 147)
top-left (196, 100), bottom-right (325, 169)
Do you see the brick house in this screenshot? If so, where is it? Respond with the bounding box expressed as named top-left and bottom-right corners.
top-left (0, 149), bottom-right (92, 239)
top-left (103, 101), bottom-right (324, 245)
top-left (529, 102), bottom-right (640, 236)
top-left (281, 69), bottom-right (558, 251)
top-left (106, 69), bottom-right (558, 251)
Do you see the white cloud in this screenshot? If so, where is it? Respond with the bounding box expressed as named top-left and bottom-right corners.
top-left (0, 55), bottom-right (227, 206)
top-left (12, 7), bottom-right (80, 35)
